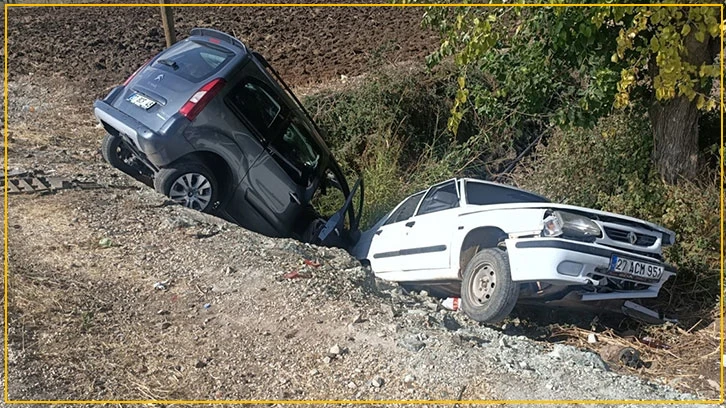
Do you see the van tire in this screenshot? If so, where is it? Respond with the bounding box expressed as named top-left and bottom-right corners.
top-left (154, 160), bottom-right (219, 213)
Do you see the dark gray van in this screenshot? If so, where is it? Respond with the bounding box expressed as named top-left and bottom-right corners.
top-left (94, 28), bottom-right (362, 249)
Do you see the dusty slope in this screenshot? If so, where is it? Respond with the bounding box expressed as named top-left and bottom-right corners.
top-left (1, 77), bottom-right (719, 407)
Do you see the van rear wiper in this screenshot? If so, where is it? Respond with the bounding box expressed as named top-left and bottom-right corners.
top-left (157, 59), bottom-right (179, 70)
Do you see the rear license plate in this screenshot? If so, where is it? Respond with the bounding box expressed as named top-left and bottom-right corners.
top-left (608, 255), bottom-right (663, 282)
top-left (127, 93), bottom-right (156, 110)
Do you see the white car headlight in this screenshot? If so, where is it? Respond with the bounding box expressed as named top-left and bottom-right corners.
top-left (542, 211), bottom-right (602, 239)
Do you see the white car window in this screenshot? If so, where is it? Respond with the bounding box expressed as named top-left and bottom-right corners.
top-left (416, 180), bottom-right (459, 216)
top-left (384, 192), bottom-right (425, 225)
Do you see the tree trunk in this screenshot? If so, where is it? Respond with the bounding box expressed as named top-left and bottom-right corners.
top-left (648, 29), bottom-right (714, 185)
top-left (649, 96), bottom-right (700, 184)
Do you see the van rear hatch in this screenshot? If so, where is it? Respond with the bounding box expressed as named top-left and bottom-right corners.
top-left (112, 39), bottom-right (237, 132)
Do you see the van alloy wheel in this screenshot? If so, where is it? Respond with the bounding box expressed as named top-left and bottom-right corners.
top-left (169, 173), bottom-right (213, 211)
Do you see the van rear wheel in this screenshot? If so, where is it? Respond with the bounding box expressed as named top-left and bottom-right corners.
top-left (154, 160), bottom-right (219, 213)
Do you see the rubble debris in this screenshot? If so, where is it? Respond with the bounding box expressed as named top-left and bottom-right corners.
top-left (618, 347), bottom-right (642, 368)
top-left (153, 280), bottom-right (170, 291)
top-left (303, 259), bottom-right (321, 268)
top-left (441, 297), bottom-right (460, 311)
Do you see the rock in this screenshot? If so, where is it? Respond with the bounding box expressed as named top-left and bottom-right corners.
top-left (548, 344), bottom-right (608, 371)
top-left (707, 379), bottom-right (720, 390)
top-left (587, 333), bottom-right (598, 344)
top-left (420, 290), bottom-right (429, 297)
top-left (195, 360), bottom-right (207, 368)
top-left (370, 376), bottom-right (384, 388)
top-left (322, 356), bottom-right (332, 364)
top-left (403, 374), bottom-right (415, 384)
top-left (498, 337), bottom-right (508, 348)
top-left (381, 304), bottom-right (398, 318)
top-left (399, 337), bottom-right (426, 352)
top-left (518, 361), bottom-right (530, 370)
top-left (347, 381), bottom-right (357, 389)
top-left (329, 344), bottom-right (341, 355)
top-left (309, 369), bottom-right (319, 376)
top-left (441, 315), bottom-right (461, 331)
top-left (352, 314), bottom-right (364, 324)
top-left (160, 322), bottom-right (171, 330)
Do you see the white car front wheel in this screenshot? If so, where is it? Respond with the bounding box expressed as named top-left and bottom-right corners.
top-left (461, 248), bottom-right (519, 324)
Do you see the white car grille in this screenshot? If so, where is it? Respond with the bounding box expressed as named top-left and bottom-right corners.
top-left (595, 222), bottom-right (662, 257)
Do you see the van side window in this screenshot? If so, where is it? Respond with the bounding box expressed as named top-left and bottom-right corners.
top-left (226, 80), bottom-right (281, 136)
top-left (271, 120), bottom-right (322, 183)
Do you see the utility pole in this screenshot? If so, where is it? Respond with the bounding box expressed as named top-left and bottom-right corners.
top-left (159, 0), bottom-right (176, 48)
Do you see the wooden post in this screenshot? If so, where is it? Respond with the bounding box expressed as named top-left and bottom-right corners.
top-left (159, 0), bottom-right (176, 48)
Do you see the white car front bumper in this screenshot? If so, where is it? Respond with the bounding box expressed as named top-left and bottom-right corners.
top-left (505, 237), bottom-right (675, 301)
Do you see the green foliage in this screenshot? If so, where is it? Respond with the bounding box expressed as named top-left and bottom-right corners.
top-left (410, 2), bottom-right (722, 134)
top-left (302, 66), bottom-right (487, 227)
top-left (513, 114), bottom-right (720, 306)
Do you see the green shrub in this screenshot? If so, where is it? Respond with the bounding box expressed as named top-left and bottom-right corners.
top-left (301, 65), bottom-right (489, 228)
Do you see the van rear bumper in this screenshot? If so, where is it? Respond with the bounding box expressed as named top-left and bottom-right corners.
top-left (94, 98), bottom-right (190, 168)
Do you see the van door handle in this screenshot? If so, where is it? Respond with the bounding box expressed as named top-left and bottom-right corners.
top-left (405, 221), bottom-right (415, 227)
top-left (289, 192), bottom-right (301, 205)
top-left (375, 230), bottom-right (382, 235)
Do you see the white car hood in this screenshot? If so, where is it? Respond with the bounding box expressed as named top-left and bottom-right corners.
top-left (460, 202), bottom-right (676, 242)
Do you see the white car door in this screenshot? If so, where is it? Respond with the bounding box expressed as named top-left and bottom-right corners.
top-left (367, 191), bottom-right (426, 275)
top-left (400, 179), bottom-right (460, 274)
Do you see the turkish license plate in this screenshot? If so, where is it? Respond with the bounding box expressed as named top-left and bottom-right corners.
top-left (127, 93), bottom-right (156, 110)
top-left (608, 255), bottom-right (663, 282)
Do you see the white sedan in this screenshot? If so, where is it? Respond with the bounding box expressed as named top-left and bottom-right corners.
top-left (352, 178), bottom-right (676, 323)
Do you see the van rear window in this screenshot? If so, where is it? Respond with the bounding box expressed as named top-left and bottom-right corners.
top-left (153, 40), bottom-right (233, 82)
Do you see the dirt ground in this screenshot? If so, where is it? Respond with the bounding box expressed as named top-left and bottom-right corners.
top-left (1, 4), bottom-right (723, 407)
top-left (7, 4), bottom-right (439, 100)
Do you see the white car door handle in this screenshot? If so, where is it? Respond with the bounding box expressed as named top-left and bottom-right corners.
top-left (405, 221), bottom-right (415, 228)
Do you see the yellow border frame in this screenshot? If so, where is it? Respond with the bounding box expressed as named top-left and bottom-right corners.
top-left (2, 2), bottom-right (724, 405)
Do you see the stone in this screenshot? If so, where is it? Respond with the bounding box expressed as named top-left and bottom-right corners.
top-left (399, 337), bottom-right (426, 352)
top-left (371, 376), bottom-right (384, 388)
top-left (329, 344), bottom-right (341, 355)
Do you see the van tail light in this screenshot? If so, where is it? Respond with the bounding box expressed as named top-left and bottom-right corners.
top-left (179, 78), bottom-right (226, 121)
top-left (123, 58), bottom-right (152, 86)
